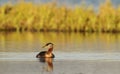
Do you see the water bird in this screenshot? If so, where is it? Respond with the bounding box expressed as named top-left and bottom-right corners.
top-left (36, 43), bottom-right (55, 58)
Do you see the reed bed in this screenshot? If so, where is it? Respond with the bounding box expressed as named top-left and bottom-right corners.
top-left (0, 0), bottom-right (120, 33)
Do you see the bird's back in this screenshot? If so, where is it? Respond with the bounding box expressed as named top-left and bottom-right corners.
top-left (36, 51), bottom-right (46, 58)
top-left (36, 51), bottom-right (55, 58)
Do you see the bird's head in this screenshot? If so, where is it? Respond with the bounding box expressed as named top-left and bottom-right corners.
top-left (42, 43), bottom-right (54, 49)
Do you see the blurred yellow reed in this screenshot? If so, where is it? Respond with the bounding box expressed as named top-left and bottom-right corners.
top-left (0, 0), bottom-right (120, 33)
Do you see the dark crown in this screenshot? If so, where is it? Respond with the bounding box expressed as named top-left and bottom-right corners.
top-left (45, 43), bottom-right (54, 46)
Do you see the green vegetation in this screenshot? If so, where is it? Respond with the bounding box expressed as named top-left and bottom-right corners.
top-left (0, 0), bottom-right (120, 33)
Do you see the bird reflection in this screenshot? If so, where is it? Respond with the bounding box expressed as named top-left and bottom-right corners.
top-left (39, 57), bottom-right (54, 72)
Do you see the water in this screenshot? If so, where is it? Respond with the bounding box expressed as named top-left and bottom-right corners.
top-left (1, 52), bottom-right (120, 61)
top-left (0, 32), bottom-right (120, 74)
top-left (0, 32), bottom-right (120, 61)
top-left (0, 32), bottom-right (120, 52)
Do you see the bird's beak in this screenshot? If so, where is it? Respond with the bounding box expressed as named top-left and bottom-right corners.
top-left (42, 45), bottom-right (46, 48)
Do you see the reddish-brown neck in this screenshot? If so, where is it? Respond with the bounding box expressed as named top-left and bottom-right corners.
top-left (47, 47), bottom-right (53, 54)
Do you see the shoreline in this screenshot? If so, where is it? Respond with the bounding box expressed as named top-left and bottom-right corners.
top-left (0, 29), bottom-right (120, 33)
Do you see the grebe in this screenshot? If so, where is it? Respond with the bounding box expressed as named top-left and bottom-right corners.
top-left (36, 43), bottom-right (55, 58)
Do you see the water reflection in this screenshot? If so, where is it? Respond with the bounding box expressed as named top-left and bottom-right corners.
top-left (0, 32), bottom-right (120, 52)
top-left (39, 58), bottom-right (53, 72)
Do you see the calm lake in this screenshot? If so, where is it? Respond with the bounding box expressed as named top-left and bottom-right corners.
top-left (0, 32), bottom-right (120, 52)
top-left (0, 32), bottom-right (120, 74)
top-left (0, 32), bottom-right (120, 60)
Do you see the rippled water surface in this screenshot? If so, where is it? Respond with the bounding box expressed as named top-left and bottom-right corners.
top-left (0, 32), bottom-right (120, 53)
top-left (0, 32), bottom-right (120, 60)
top-left (0, 32), bottom-right (120, 74)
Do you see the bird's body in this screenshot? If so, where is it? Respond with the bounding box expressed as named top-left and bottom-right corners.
top-left (36, 51), bottom-right (55, 58)
top-left (36, 43), bottom-right (55, 58)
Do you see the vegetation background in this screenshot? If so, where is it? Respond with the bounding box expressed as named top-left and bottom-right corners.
top-left (0, 0), bottom-right (120, 33)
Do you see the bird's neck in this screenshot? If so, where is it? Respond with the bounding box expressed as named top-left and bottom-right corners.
top-left (47, 47), bottom-right (53, 54)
